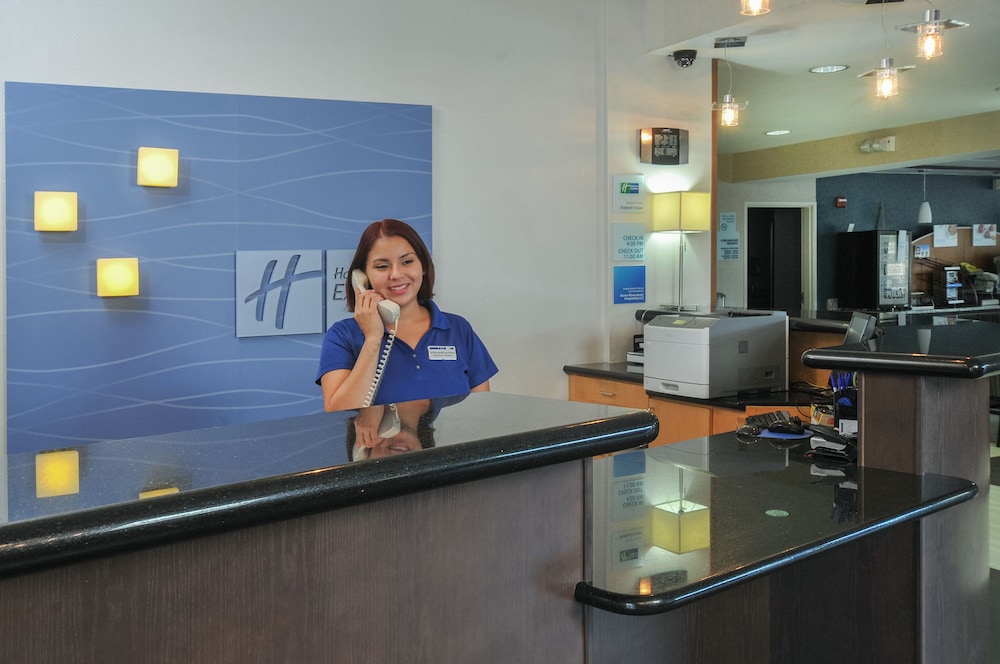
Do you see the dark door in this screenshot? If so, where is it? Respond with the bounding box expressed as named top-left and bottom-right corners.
top-left (747, 207), bottom-right (802, 313)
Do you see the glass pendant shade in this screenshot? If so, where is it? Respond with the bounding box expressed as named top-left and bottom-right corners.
top-left (897, 8), bottom-right (968, 61)
top-left (740, 0), bottom-right (770, 16)
top-left (719, 94), bottom-right (740, 127)
top-left (875, 58), bottom-right (898, 99)
top-left (918, 23), bottom-right (943, 58)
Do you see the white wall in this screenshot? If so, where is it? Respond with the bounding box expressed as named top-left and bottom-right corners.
top-left (0, 0), bottom-right (715, 403)
top-left (604, 1), bottom-right (714, 358)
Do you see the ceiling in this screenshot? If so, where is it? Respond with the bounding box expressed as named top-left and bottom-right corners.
top-left (655, 0), bottom-right (1000, 175)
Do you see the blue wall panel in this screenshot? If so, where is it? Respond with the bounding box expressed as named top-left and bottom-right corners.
top-left (5, 82), bottom-right (432, 453)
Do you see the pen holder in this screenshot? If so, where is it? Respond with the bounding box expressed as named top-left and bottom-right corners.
top-left (834, 387), bottom-right (857, 434)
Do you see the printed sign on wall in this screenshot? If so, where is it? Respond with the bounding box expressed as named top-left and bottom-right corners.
top-left (613, 265), bottom-right (646, 304)
top-left (613, 223), bottom-right (646, 262)
top-left (612, 174), bottom-right (645, 214)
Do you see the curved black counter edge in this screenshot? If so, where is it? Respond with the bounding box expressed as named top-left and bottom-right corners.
top-left (574, 478), bottom-right (977, 616)
top-left (802, 347), bottom-right (999, 379)
top-left (0, 410), bottom-right (658, 581)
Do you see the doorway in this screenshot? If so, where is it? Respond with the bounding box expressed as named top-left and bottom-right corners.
top-left (745, 205), bottom-right (816, 314)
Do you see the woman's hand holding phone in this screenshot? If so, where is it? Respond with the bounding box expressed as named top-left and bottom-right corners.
top-left (352, 269), bottom-right (400, 332)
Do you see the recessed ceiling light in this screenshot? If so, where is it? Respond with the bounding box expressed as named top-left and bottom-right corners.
top-left (809, 64), bottom-right (849, 74)
top-left (765, 129), bottom-right (791, 136)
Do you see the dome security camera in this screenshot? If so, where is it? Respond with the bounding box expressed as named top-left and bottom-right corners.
top-left (672, 50), bottom-right (697, 68)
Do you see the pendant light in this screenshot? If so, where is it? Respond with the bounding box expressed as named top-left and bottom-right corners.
top-left (917, 172), bottom-right (933, 225)
top-left (740, 0), bottom-right (769, 17)
top-left (896, 8), bottom-right (969, 60)
top-left (874, 58), bottom-right (899, 99)
top-left (712, 45), bottom-right (748, 127)
top-left (859, 1), bottom-right (914, 100)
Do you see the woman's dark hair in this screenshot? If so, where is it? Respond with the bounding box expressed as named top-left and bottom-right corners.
top-left (345, 219), bottom-right (434, 311)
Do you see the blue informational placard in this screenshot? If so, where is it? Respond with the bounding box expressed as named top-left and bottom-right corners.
top-left (613, 265), bottom-right (646, 304)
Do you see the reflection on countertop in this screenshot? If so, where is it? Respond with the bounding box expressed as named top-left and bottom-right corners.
top-left (1, 392), bottom-right (658, 578)
top-left (576, 433), bottom-right (977, 615)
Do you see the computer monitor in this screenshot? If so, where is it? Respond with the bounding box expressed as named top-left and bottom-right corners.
top-left (844, 311), bottom-right (878, 345)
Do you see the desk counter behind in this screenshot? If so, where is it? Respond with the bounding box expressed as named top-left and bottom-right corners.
top-left (575, 434), bottom-right (976, 663)
top-left (802, 319), bottom-right (1000, 664)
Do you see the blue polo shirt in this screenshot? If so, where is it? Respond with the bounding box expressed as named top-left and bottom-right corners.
top-left (316, 300), bottom-right (498, 405)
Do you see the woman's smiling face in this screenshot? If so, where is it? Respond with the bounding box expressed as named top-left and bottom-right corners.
top-left (365, 235), bottom-right (423, 306)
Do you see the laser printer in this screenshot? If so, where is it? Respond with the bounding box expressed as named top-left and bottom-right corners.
top-left (643, 310), bottom-right (788, 399)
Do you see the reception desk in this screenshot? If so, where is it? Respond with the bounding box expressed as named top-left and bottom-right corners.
top-left (0, 393), bottom-right (657, 663)
top-left (803, 320), bottom-right (1000, 664)
top-left (576, 435), bottom-right (976, 662)
top-left (0, 384), bottom-right (983, 662)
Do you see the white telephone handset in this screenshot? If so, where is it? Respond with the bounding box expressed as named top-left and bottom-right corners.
top-left (351, 269), bottom-right (399, 406)
top-left (351, 270), bottom-right (400, 325)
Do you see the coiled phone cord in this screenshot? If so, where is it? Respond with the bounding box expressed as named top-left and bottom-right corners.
top-left (362, 327), bottom-right (397, 408)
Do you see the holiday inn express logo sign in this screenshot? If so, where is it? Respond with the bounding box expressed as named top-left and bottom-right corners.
top-left (235, 249), bottom-right (354, 337)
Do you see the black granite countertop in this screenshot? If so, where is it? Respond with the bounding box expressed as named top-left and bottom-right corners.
top-left (574, 433), bottom-right (977, 615)
top-left (803, 319), bottom-right (1000, 378)
top-left (0, 392), bottom-right (657, 579)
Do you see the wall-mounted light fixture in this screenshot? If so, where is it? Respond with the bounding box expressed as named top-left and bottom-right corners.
top-left (34, 191), bottom-right (78, 231)
top-left (137, 146), bottom-right (179, 187)
top-left (897, 9), bottom-right (969, 60)
top-left (35, 449), bottom-right (80, 498)
top-left (859, 135), bottom-right (896, 153)
top-left (97, 257), bottom-right (140, 297)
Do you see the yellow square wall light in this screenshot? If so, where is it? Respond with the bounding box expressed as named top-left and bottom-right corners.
top-left (97, 257), bottom-right (140, 297)
top-left (35, 450), bottom-right (80, 498)
top-left (34, 191), bottom-right (78, 231)
top-left (137, 146), bottom-right (179, 187)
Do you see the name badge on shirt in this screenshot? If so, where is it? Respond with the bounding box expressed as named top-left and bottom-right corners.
top-left (427, 345), bottom-right (457, 361)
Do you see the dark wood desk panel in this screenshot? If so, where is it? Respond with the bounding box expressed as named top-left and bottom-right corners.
top-left (0, 462), bottom-right (586, 664)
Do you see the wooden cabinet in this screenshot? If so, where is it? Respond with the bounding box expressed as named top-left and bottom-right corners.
top-left (568, 374), bottom-right (755, 447)
top-left (567, 374), bottom-right (648, 409)
top-left (647, 397), bottom-right (712, 446)
top-left (710, 407), bottom-right (745, 435)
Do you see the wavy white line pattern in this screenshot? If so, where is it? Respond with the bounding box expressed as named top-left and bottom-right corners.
top-left (5, 82), bottom-right (432, 454)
